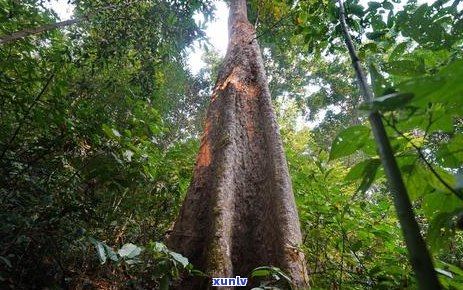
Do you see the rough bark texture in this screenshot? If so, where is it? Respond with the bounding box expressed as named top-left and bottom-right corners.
top-left (167, 0), bottom-right (309, 288)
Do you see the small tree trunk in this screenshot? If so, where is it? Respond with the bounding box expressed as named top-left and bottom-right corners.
top-left (167, 0), bottom-right (309, 288)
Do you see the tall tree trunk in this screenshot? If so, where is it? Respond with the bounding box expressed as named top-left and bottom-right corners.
top-left (167, 0), bottom-right (309, 289)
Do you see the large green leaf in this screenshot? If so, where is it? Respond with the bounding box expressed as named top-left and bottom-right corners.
top-left (89, 237), bottom-right (119, 264)
top-left (168, 251), bottom-right (189, 268)
top-left (437, 134), bottom-right (463, 168)
top-left (329, 125), bottom-right (371, 160)
top-left (398, 58), bottom-right (463, 105)
top-left (390, 42), bottom-right (409, 60)
top-left (252, 268), bottom-right (272, 277)
top-left (366, 31), bottom-right (387, 40)
top-left (360, 92), bottom-right (414, 112)
top-left (385, 59), bottom-right (426, 77)
top-left (427, 211), bottom-right (457, 252)
top-left (118, 243), bottom-right (142, 259)
top-left (402, 164), bottom-right (431, 201)
top-left (422, 192), bottom-right (463, 218)
top-left (369, 63), bottom-right (389, 97)
top-left (345, 158), bottom-right (381, 194)
top-left (348, 4), bottom-right (365, 17)
top-left (104, 244), bottom-right (119, 262)
top-left (367, 2), bottom-right (382, 10)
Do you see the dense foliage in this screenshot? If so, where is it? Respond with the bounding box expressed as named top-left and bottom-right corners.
top-left (0, 0), bottom-right (211, 288)
top-left (1, 0), bottom-right (462, 289)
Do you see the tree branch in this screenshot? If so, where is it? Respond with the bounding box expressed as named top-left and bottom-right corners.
top-left (251, 10), bottom-right (297, 43)
top-left (0, 19), bottom-right (80, 45)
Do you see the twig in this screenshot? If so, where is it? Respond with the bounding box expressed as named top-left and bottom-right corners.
top-left (338, 226), bottom-right (376, 287)
top-left (250, 9), bottom-right (297, 43)
top-left (339, 208), bottom-right (376, 287)
top-left (339, 228), bottom-right (345, 289)
top-left (0, 73), bottom-right (55, 161)
top-left (384, 117), bottom-right (463, 201)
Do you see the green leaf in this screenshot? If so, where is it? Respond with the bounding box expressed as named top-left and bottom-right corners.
top-left (427, 212), bottom-right (455, 252)
top-left (118, 243), bottom-right (142, 259)
top-left (402, 164), bottom-right (431, 201)
top-left (368, 2), bottom-right (382, 10)
top-left (357, 159), bottom-right (381, 194)
top-left (102, 124), bottom-right (121, 140)
top-left (366, 31), bottom-right (386, 40)
top-left (390, 42), bottom-right (409, 60)
top-left (330, 126), bottom-right (371, 160)
top-left (190, 269), bottom-right (208, 277)
top-left (149, 123), bottom-right (163, 134)
top-left (398, 76), bottom-right (446, 105)
top-left (345, 158), bottom-right (380, 181)
top-left (252, 266), bottom-right (292, 283)
top-left (426, 168), bottom-right (458, 196)
top-left (154, 242), bottom-right (168, 253)
top-left (370, 15), bottom-right (387, 30)
top-left (252, 268), bottom-right (272, 277)
top-left (349, 4), bottom-right (365, 17)
top-left (437, 261), bottom-right (463, 277)
top-left (436, 268), bottom-right (453, 278)
top-left (360, 92), bottom-right (414, 111)
top-left (398, 59), bottom-right (463, 105)
top-left (345, 160), bottom-right (370, 181)
top-left (369, 63), bottom-right (389, 96)
top-left (383, 1), bottom-right (394, 10)
top-left (434, 58), bottom-right (463, 104)
top-left (104, 244), bottom-right (119, 262)
top-left (427, 105), bottom-right (454, 133)
top-left (386, 59), bottom-right (426, 76)
top-left (169, 251), bottom-right (189, 268)
top-left (91, 238), bottom-right (107, 264)
top-left (386, 10), bottom-right (394, 28)
top-left (422, 192), bottom-right (463, 218)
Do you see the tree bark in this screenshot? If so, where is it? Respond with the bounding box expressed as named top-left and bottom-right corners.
top-left (167, 0), bottom-right (309, 289)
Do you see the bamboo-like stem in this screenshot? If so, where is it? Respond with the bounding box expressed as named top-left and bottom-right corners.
top-left (337, 1), bottom-right (442, 289)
